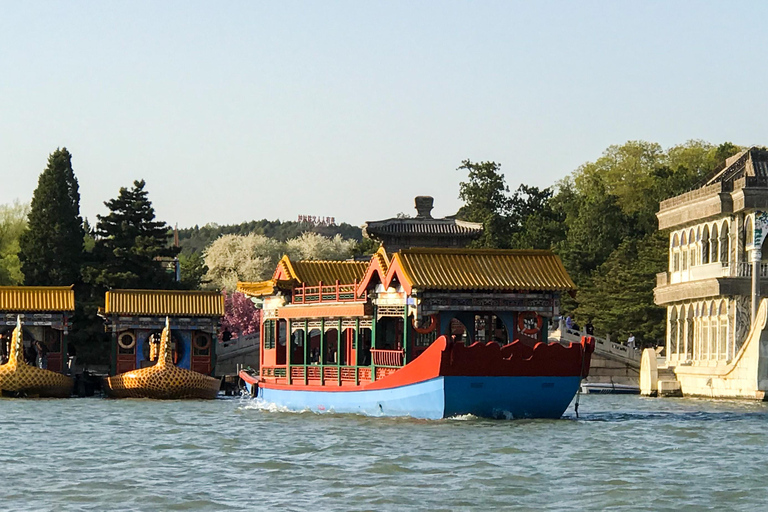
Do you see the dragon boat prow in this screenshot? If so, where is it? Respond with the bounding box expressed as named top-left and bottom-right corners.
top-left (0, 315), bottom-right (73, 398)
top-left (104, 317), bottom-right (221, 399)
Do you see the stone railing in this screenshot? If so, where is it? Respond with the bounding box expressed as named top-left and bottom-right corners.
top-left (659, 181), bottom-right (731, 211)
top-left (550, 321), bottom-right (641, 368)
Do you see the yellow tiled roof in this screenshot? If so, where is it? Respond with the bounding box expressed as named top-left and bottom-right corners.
top-left (275, 255), bottom-right (368, 286)
top-left (0, 286), bottom-right (75, 312)
top-left (392, 248), bottom-right (576, 292)
top-left (103, 290), bottom-right (225, 316)
top-left (237, 279), bottom-right (294, 297)
top-left (371, 246), bottom-right (390, 274)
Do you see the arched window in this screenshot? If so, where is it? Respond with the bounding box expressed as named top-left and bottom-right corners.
top-left (669, 307), bottom-right (678, 358)
top-left (709, 302), bottom-right (717, 361)
top-left (711, 224), bottom-right (719, 263)
top-left (681, 232), bottom-right (688, 270)
top-left (689, 229), bottom-right (696, 267)
top-left (700, 303), bottom-right (709, 360)
top-left (702, 225), bottom-right (710, 264)
top-left (720, 222), bottom-right (730, 263)
top-left (686, 306), bottom-right (695, 360)
top-left (718, 300), bottom-right (728, 360)
top-left (672, 233), bottom-right (680, 271)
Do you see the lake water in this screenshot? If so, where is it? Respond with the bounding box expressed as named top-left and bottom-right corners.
top-left (2, 394), bottom-right (768, 511)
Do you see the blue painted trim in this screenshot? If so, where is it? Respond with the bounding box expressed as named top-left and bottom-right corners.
top-left (258, 376), bottom-right (580, 420)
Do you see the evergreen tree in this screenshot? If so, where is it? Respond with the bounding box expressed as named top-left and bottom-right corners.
top-left (18, 148), bottom-right (85, 285)
top-left (456, 160), bottom-right (513, 248)
top-left (84, 180), bottom-right (179, 290)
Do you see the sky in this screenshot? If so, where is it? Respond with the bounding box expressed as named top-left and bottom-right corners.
top-left (2, 1), bottom-right (768, 228)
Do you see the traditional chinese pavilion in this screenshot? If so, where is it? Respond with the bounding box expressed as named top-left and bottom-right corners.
top-left (100, 290), bottom-right (224, 376)
top-left (363, 196), bottom-right (483, 253)
top-left (238, 247), bottom-right (575, 387)
top-left (0, 286), bottom-right (75, 373)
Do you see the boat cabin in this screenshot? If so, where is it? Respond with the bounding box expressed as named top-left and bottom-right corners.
top-left (0, 286), bottom-right (75, 372)
top-left (100, 289), bottom-right (225, 376)
top-left (238, 247), bottom-right (575, 387)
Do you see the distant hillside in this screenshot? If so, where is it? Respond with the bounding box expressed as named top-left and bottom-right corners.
top-left (178, 220), bottom-right (364, 254)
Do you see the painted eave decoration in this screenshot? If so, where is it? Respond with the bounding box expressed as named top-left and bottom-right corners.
top-left (103, 290), bottom-right (225, 317)
top-left (0, 285), bottom-right (75, 312)
top-left (386, 248), bottom-right (576, 294)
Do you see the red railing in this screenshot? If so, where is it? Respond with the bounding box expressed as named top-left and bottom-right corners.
top-left (323, 366), bottom-right (339, 381)
top-left (341, 367), bottom-right (357, 382)
top-left (371, 349), bottom-right (404, 367)
top-left (292, 280), bottom-right (367, 304)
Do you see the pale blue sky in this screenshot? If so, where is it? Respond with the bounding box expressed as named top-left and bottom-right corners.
top-left (1, 1), bottom-right (767, 228)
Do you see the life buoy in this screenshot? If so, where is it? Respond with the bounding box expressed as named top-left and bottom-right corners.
top-left (517, 312), bottom-right (543, 336)
top-left (193, 334), bottom-right (211, 351)
top-left (412, 314), bottom-right (438, 334)
top-left (117, 332), bottom-right (136, 350)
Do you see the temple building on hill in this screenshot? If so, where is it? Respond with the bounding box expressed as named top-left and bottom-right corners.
top-left (645, 147), bottom-right (768, 398)
top-left (99, 290), bottom-right (224, 376)
top-left (0, 286), bottom-right (75, 373)
top-left (363, 196), bottom-right (483, 253)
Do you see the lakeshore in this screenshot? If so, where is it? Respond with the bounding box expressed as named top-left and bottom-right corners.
top-left (2, 394), bottom-right (767, 511)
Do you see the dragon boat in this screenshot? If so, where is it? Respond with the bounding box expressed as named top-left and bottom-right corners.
top-left (238, 246), bottom-right (595, 419)
top-left (0, 316), bottom-right (73, 398)
top-left (104, 317), bottom-right (221, 399)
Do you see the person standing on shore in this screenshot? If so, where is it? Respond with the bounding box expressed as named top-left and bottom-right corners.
top-left (627, 333), bottom-right (636, 350)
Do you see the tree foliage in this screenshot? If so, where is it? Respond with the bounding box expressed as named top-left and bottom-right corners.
top-left (456, 140), bottom-right (742, 344)
top-left (457, 160), bottom-right (513, 248)
top-left (19, 148), bottom-right (85, 286)
top-left (0, 201), bottom-right (29, 285)
top-left (284, 232), bottom-right (356, 261)
top-left (177, 219), bottom-right (363, 254)
top-left (84, 180), bottom-right (178, 290)
top-left (203, 232), bottom-right (357, 291)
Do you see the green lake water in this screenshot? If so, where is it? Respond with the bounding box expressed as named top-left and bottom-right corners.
top-left (2, 394), bottom-right (767, 511)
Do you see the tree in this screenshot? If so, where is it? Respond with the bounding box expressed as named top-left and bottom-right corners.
top-left (18, 148), bottom-right (85, 286)
top-left (457, 160), bottom-right (513, 248)
top-left (508, 185), bottom-right (565, 250)
top-left (203, 233), bottom-right (284, 291)
top-left (84, 180), bottom-right (178, 290)
top-left (0, 201), bottom-right (29, 285)
top-left (179, 251), bottom-right (208, 289)
top-left (284, 232), bottom-right (355, 261)
top-left (576, 231), bottom-right (668, 344)
top-left (221, 291), bottom-right (261, 338)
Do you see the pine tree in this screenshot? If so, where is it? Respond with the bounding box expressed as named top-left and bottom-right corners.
top-left (19, 148), bottom-right (85, 285)
top-left (456, 160), bottom-right (513, 248)
top-left (84, 180), bottom-right (179, 290)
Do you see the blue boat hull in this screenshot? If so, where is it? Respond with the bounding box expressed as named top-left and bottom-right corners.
top-left (256, 376), bottom-right (581, 419)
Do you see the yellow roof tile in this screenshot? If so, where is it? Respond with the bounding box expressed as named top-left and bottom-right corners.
top-left (392, 248), bottom-right (576, 292)
top-left (237, 279), bottom-right (295, 297)
top-left (104, 290), bottom-right (225, 316)
top-left (0, 286), bottom-right (75, 312)
top-left (273, 255), bottom-right (368, 286)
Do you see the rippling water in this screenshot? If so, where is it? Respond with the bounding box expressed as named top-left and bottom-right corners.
top-left (2, 394), bottom-right (768, 511)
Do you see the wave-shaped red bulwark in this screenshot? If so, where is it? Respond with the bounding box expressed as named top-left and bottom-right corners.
top-left (365, 335), bottom-right (595, 390)
top-left (441, 337), bottom-right (594, 378)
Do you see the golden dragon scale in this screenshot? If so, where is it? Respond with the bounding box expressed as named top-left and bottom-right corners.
top-left (104, 318), bottom-right (220, 399)
top-left (0, 317), bottom-right (73, 398)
